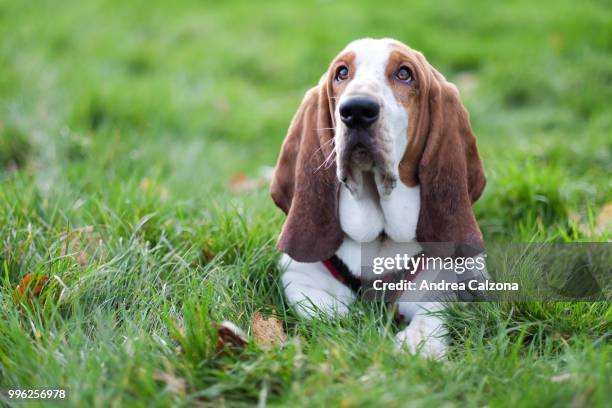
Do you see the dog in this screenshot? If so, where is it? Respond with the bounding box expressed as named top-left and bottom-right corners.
top-left (270, 38), bottom-right (486, 359)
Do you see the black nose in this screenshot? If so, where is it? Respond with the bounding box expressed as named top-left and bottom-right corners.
top-left (339, 97), bottom-right (380, 129)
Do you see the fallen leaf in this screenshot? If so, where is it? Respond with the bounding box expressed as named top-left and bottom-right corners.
top-left (14, 273), bottom-right (49, 302)
top-left (217, 321), bottom-right (248, 349)
top-left (251, 312), bottom-right (287, 348)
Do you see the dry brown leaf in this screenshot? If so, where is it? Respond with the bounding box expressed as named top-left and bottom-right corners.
top-left (596, 202), bottom-right (612, 233)
top-left (217, 321), bottom-right (248, 349)
top-left (251, 312), bottom-right (287, 348)
top-left (14, 273), bottom-right (49, 303)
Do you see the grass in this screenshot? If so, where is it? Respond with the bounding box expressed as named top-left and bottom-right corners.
top-left (0, 0), bottom-right (611, 406)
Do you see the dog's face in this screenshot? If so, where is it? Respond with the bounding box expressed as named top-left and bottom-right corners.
top-left (271, 37), bottom-right (486, 262)
top-left (329, 38), bottom-right (422, 196)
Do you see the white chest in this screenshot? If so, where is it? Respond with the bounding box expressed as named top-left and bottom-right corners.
top-left (338, 179), bottom-right (420, 243)
top-left (336, 180), bottom-right (420, 276)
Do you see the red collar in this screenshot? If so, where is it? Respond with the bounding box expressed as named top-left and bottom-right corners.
top-left (322, 254), bottom-right (424, 294)
top-left (322, 256), bottom-right (362, 292)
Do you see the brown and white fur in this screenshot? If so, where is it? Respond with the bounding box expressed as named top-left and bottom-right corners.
top-left (271, 38), bottom-right (486, 359)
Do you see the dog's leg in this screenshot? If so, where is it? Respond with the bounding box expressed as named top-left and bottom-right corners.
top-left (394, 302), bottom-right (448, 359)
top-left (280, 254), bottom-right (356, 318)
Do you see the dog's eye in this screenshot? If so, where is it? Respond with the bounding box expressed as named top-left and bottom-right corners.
top-left (395, 66), bottom-right (413, 83)
top-left (335, 65), bottom-right (349, 82)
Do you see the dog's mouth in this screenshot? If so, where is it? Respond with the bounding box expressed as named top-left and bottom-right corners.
top-left (341, 130), bottom-right (380, 170)
top-left (349, 143), bottom-right (374, 168)
top-left (337, 130), bottom-right (397, 196)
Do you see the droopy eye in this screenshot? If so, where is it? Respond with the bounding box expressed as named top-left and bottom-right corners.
top-left (395, 66), bottom-right (413, 83)
top-left (335, 65), bottom-right (349, 82)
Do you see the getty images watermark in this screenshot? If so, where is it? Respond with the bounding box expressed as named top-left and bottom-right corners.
top-left (371, 252), bottom-right (518, 292)
top-left (357, 242), bottom-right (610, 302)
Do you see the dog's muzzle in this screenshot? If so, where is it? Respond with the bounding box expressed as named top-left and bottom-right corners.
top-left (343, 131), bottom-right (374, 167)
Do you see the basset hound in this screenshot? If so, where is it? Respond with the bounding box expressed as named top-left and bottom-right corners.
top-left (270, 38), bottom-right (486, 359)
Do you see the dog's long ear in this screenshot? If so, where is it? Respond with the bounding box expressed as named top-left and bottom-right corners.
top-left (270, 76), bottom-right (343, 262)
top-left (415, 70), bottom-right (486, 256)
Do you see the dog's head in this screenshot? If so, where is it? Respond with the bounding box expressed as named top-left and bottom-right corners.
top-left (271, 38), bottom-right (486, 262)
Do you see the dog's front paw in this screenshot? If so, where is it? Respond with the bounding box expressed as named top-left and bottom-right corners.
top-left (394, 325), bottom-right (448, 360)
top-left (281, 261), bottom-right (355, 319)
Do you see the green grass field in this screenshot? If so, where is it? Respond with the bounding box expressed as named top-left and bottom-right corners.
top-left (1, 0), bottom-right (611, 406)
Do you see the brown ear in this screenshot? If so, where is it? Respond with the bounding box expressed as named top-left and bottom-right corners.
top-left (270, 78), bottom-right (343, 262)
top-left (415, 70), bottom-right (486, 256)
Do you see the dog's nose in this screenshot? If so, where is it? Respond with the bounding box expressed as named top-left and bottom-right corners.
top-left (339, 97), bottom-right (380, 129)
